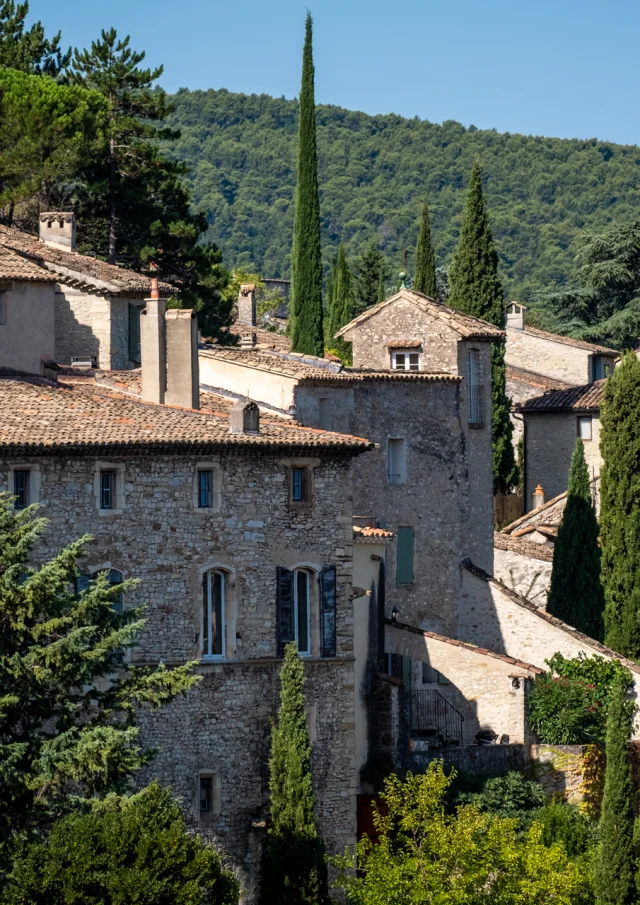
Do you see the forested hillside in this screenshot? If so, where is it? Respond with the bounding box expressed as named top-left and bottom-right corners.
top-left (165, 87), bottom-right (640, 301)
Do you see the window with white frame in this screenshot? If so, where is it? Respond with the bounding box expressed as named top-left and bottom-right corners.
top-left (94, 462), bottom-right (125, 514)
top-left (391, 351), bottom-right (420, 372)
top-left (577, 416), bottom-right (593, 441)
top-left (202, 569), bottom-right (226, 658)
top-left (294, 569), bottom-right (311, 655)
top-left (387, 437), bottom-right (407, 485)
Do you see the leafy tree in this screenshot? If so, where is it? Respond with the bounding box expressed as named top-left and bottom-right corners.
top-left (0, 1), bottom-right (70, 77)
top-left (335, 762), bottom-right (592, 905)
top-left (600, 353), bottom-right (640, 658)
top-left (528, 653), bottom-right (634, 744)
top-left (261, 643), bottom-right (329, 905)
top-left (594, 682), bottom-right (636, 905)
top-left (414, 201), bottom-right (437, 298)
top-left (0, 494), bottom-right (199, 874)
top-left (289, 13), bottom-right (323, 357)
top-left (0, 68), bottom-right (107, 223)
top-left (538, 221), bottom-right (640, 349)
top-left (327, 243), bottom-right (353, 362)
top-left (354, 239), bottom-right (388, 315)
top-left (546, 439), bottom-right (604, 638)
top-left (459, 771), bottom-right (546, 817)
top-left (3, 782), bottom-right (239, 905)
top-left (448, 160), bottom-right (516, 493)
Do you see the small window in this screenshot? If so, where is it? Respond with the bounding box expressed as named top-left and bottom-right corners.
top-left (578, 416), bottom-right (593, 441)
top-left (200, 776), bottom-right (212, 813)
top-left (391, 351), bottom-right (420, 371)
top-left (13, 470), bottom-right (30, 510)
top-left (387, 438), bottom-right (407, 485)
top-left (128, 303), bottom-right (141, 363)
top-left (422, 662), bottom-right (438, 684)
top-left (396, 526), bottom-right (415, 586)
top-left (202, 570), bottom-right (225, 658)
top-left (198, 470), bottom-right (213, 508)
top-left (294, 569), bottom-right (311, 655)
top-left (592, 355), bottom-right (613, 381)
top-left (100, 471), bottom-right (115, 510)
top-left (289, 466), bottom-right (311, 506)
top-left (0, 292), bottom-right (6, 326)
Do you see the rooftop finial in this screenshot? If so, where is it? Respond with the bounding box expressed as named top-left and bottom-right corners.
top-left (398, 271), bottom-right (407, 289)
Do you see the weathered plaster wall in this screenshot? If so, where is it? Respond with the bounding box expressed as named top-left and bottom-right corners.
top-left (493, 545), bottom-right (553, 609)
top-left (0, 451), bottom-right (357, 902)
top-left (54, 287), bottom-right (140, 369)
top-left (506, 329), bottom-right (597, 385)
top-left (0, 281), bottom-right (55, 374)
top-left (199, 352), bottom-right (297, 412)
top-left (524, 412), bottom-right (602, 510)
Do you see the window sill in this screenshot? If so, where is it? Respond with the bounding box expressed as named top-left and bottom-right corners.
top-left (468, 423), bottom-right (485, 430)
top-left (98, 508), bottom-right (124, 517)
top-left (201, 655), bottom-right (226, 663)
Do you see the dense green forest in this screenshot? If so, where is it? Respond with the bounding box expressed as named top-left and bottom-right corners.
top-left (165, 87), bottom-right (640, 302)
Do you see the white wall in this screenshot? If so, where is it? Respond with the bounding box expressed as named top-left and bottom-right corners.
top-left (199, 352), bottom-right (297, 412)
top-left (0, 281), bottom-right (55, 374)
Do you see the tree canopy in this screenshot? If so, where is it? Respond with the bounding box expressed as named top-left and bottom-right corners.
top-left (0, 1), bottom-right (70, 76)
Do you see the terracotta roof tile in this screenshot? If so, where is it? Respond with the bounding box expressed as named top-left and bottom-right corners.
top-left (353, 525), bottom-right (394, 540)
top-left (335, 288), bottom-right (504, 341)
top-left (518, 379), bottom-right (605, 413)
top-left (0, 225), bottom-right (173, 298)
top-left (493, 532), bottom-right (554, 562)
top-left (0, 245), bottom-right (58, 283)
top-left (223, 321), bottom-right (291, 350)
top-left (520, 325), bottom-right (617, 355)
top-left (506, 365), bottom-right (573, 391)
top-left (0, 376), bottom-right (373, 455)
top-left (386, 339), bottom-right (422, 349)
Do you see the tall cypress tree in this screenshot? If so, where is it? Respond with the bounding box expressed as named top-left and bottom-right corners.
top-left (328, 244), bottom-right (353, 362)
top-left (594, 681), bottom-right (635, 905)
top-left (355, 239), bottom-right (387, 316)
top-left (601, 352), bottom-right (640, 658)
top-left (290, 13), bottom-right (324, 357)
top-left (448, 159), bottom-right (516, 493)
top-left (546, 439), bottom-right (604, 639)
top-left (261, 643), bottom-right (329, 905)
top-left (414, 201), bottom-right (437, 298)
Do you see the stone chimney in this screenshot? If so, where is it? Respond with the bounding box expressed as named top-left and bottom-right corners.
top-left (505, 302), bottom-right (526, 331)
top-left (140, 276), bottom-right (166, 404)
top-left (229, 400), bottom-right (260, 434)
top-left (533, 484), bottom-right (545, 510)
top-left (237, 284), bottom-right (256, 326)
top-left (240, 332), bottom-right (257, 349)
top-left (165, 309), bottom-right (200, 410)
top-left (39, 212), bottom-right (76, 251)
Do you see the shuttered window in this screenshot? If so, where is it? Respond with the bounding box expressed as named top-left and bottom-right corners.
top-left (396, 526), bottom-right (414, 586)
top-left (128, 304), bottom-right (141, 363)
top-left (276, 567), bottom-right (294, 656)
top-left (319, 565), bottom-right (336, 657)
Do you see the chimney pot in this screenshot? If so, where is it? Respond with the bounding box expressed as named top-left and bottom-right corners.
top-left (505, 301), bottom-right (526, 331)
top-left (533, 484), bottom-right (545, 509)
top-left (229, 399), bottom-right (260, 434)
top-left (237, 283), bottom-right (257, 327)
top-left (240, 332), bottom-right (257, 349)
top-left (39, 212), bottom-right (76, 252)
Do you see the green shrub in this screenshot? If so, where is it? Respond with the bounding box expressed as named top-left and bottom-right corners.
top-left (533, 803), bottom-right (596, 857)
top-left (529, 653), bottom-right (634, 744)
top-left (458, 771), bottom-right (546, 816)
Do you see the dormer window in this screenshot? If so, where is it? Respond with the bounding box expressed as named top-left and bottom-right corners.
top-left (391, 351), bottom-right (420, 371)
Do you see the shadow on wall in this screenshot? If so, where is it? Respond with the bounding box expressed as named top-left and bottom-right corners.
top-left (55, 293), bottom-right (101, 366)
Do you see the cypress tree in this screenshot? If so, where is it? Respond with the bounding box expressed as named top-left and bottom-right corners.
top-left (377, 270), bottom-right (385, 304)
top-left (327, 244), bottom-right (353, 362)
top-left (448, 159), bottom-right (516, 493)
top-left (414, 201), bottom-right (437, 298)
top-left (601, 352), bottom-right (640, 658)
top-left (355, 239), bottom-right (387, 315)
top-left (290, 13), bottom-right (324, 357)
top-left (546, 439), bottom-right (604, 639)
top-left (594, 681), bottom-right (635, 905)
top-left (261, 643), bottom-right (329, 905)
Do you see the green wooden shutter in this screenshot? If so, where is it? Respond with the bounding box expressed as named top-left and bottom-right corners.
top-left (396, 526), bottom-right (414, 586)
top-left (319, 565), bottom-right (336, 657)
top-left (276, 567), bottom-right (294, 656)
top-left (128, 304), bottom-right (141, 363)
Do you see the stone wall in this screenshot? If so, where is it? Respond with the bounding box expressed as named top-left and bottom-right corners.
top-left (199, 351), bottom-right (298, 413)
top-left (506, 328), bottom-right (595, 385)
top-left (0, 280), bottom-right (55, 374)
top-left (54, 286), bottom-right (140, 369)
top-left (524, 412), bottom-right (602, 509)
top-left (493, 540), bottom-right (553, 609)
top-left (0, 450), bottom-right (357, 902)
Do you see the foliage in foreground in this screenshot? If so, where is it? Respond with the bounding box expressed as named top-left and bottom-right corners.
top-left (3, 782), bottom-right (238, 905)
top-left (335, 763), bottom-right (592, 905)
top-left (528, 653), bottom-right (634, 744)
top-left (0, 494), bottom-right (199, 874)
top-left (458, 770), bottom-right (546, 817)
top-left (261, 642), bottom-right (329, 905)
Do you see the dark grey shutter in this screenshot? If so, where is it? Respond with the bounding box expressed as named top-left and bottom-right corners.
top-left (319, 565), bottom-right (337, 658)
top-left (276, 567), bottom-right (294, 656)
top-left (396, 526), bottom-right (415, 586)
top-left (128, 304), bottom-right (141, 363)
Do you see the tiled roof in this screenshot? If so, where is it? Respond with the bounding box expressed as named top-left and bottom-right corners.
top-left (461, 558), bottom-right (640, 675)
top-left (200, 346), bottom-right (461, 384)
top-left (224, 321), bottom-right (291, 350)
top-left (501, 492), bottom-right (570, 534)
top-left (386, 339), bottom-right (422, 349)
top-left (0, 376), bottom-right (374, 455)
top-left (518, 379), bottom-right (605, 413)
top-left (353, 525), bottom-right (394, 540)
top-left (0, 225), bottom-right (173, 298)
top-left (335, 288), bottom-right (505, 341)
top-left (493, 532), bottom-right (554, 563)
top-left (386, 618), bottom-right (543, 676)
top-left (0, 245), bottom-right (58, 283)
top-left (512, 525), bottom-right (557, 540)
top-left (506, 365), bottom-right (573, 392)
top-left (519, 325), bottom-right (617, 355)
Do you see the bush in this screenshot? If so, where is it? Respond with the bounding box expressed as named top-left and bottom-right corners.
top-left (529, 653), bottom-right (634, 744)
top-left (534, 803), bottom-right (596, 857)
top-left (458, 771), bottom-right (546, 816)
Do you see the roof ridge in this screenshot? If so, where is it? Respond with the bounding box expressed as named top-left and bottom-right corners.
top-left (521, 324), bottom-right (618, 355)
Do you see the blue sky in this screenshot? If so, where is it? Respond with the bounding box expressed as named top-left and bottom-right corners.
top-left (40, 0), bottom-right (639, 145)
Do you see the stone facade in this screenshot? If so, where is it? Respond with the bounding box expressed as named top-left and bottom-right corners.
top-left (493, 534), bottom-right (554, 608)
top-left (505, 326), bottom-right (615, 386)
top-left (55, 287), bottom-right (142, 370)
top-left (0, 449), bottom-right (358, 901)
top-left (0, 280), bottom-right (56, 374)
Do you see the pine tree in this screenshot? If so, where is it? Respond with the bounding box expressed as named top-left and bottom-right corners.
top-left (448, 160), bottom-right (517, 493)
top-left (290, 13), bottom-right (323, 357)
top-left (261, 643), bottom-right (329, 905)
top-left (0, 1), bottom-right (70, 77)
top-left (0, 495), bottom-right (198, 874)
top-left (355, 239), bottom-right (388, 316)
top-left (594, 681), bottom-right (635, 905)
top-left (546, 439), bottom-right (604, 638)
top-left (601, 352), bottom-right (640, 658)
top-left (414, 201), bottom-right (437, 298)
top-left (327, 244), bottom-right (353, 362)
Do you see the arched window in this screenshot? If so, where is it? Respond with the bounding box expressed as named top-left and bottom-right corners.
top-left (76, 568), bottom-right (124, 614)
top-left (202, 570), bottom-right (226, 659)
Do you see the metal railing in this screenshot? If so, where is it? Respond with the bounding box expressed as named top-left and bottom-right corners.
top-left (468, 384), bottom-right (485, 426)
top-left (410, 689), bottom-right (464, 747)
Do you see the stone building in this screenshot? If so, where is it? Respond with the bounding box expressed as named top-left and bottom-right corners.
top-left (518, 380), bottom-right (604, 510)
top-left (0, 213), bottom-right (173, 371)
